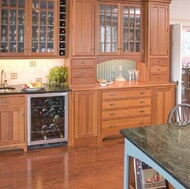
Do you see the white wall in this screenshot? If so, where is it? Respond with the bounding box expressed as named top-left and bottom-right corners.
top-left (0, 59), bottom-right (64, 85)
top-left (170, 0), bottom-right (190, 25)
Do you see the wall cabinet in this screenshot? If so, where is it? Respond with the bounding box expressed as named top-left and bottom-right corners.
top-left (0, 0), bottom-right (60, 57)
top-left (71, 0), bottom-right (95, 56)
top-left (0, 95), bottom-right (27, 151)
top-left (97, 2), bottom-right (143, 59)
top-left (74, 90), bottom-right (98, 139)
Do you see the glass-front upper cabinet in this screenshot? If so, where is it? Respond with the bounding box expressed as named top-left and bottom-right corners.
top-left (0, 0), bottom-right (25, 55)
top-left (0, 0), bottom-right (61, 57)
top-left (29, 0), bottom-right (57, 56)
top-left (98, 3), bottom-right (142, 56)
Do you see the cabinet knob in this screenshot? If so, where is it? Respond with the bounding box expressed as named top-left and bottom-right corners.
top-left (140, 92), bottom-right (144, 95)
top-left (1, 100), bottom-right (7, 103)
top-left (109, 125), bottom-right (115, 128)
top-left (158, 68), bottom-right (160, 71)
top-left (80, 79), bottom-right (86, 82)
top-left (139, 101), bottom-right (145, 104)
top-left (139, 121), bottom-right (144, 124)
top-left (140, 110), bottom-right (145, 113)
top-left (110, 93), bottom-right (115, 96)
top-left (80, 70), bottom-right (86, 73)
top-left (75, 99), bottom-right (78, 102)
top-left (81, 61), bottom-right (85, 64)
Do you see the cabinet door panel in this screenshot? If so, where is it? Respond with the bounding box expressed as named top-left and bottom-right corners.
top-left (74, 91), bottom-right (97, 138)
top-left (72, 0), bottom-right (95, 56)
top-left (150, 4), bottom-right (169, 56)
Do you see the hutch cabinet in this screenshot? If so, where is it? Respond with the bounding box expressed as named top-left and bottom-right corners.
top-left (68, 0), bottom-right (96, 87)
top-left (144, 1), bottom-right (171, 83)
top-left (73, 90), bottom-right (98, 139)
top-left (0, 0), bottom-right (64, 57)
top-left (0, 95), bottom-right (27, 151)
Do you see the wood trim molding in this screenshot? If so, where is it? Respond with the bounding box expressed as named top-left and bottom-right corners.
top-left (144, 0), bottom-right (172, 4)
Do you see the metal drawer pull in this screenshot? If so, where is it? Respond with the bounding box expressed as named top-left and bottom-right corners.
top-left (110, 103), bottom-right (115, 106)
top-left (109, 125), bottom-right (115, 128)
top-left (80, 70), bottom-right (86, 73)
top-left (110, 113), bottom-right (115, 116)
top-left (140, 101), bottom-right (145, 104)
top-left (140, 92), bottom-right (144, 94)
top-left (158, 68), bottom-right (160, 71)
top-left (80, 79), bottom-right (86, 82)
top-left (1, 100), bottom-right (7, 103)
top-left (139, 121), bottom-right (144, 124)
top-left (110, 93), bottom-right (115, 96)
top-left (140, 110), bottom-right (145, 113)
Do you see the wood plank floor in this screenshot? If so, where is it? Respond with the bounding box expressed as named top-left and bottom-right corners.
top-left (0, 138), bottom-right (124, 189)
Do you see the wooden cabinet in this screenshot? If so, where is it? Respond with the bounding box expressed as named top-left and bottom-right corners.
top-left (100, 88), bottom-right (152, 140)
top-left (0, 95), bottom-right (27, 151)
top-left (144, 1), bottom-right (171, 83)
top-left (74, 90), bottom-right (98, 139)
top-left (0, 0), bottom-right (60, 57)
top-left (152, 86), bottom-right (175, 124)
top-left (71, 0), bottom-right (95, 56)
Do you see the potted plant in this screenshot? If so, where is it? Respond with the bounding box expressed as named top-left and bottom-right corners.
top-left (47, 66), bottom-right (68, 87)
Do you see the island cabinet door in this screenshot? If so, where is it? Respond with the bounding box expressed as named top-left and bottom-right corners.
top-left (74, 90), bottom-right (98, 138)
top-left (152, 86), bottom-right (175, 124)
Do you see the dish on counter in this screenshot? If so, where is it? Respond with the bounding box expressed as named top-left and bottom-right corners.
top-left (99, 82), bottom-right (108, 86)
top-left (107, 80), bottom-right (113, 85)
top-left (23, 87), bottom-right (44, 92)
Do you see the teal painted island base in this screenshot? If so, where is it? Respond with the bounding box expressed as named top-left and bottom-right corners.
top-left (120, 123), bottom-right (190, 189)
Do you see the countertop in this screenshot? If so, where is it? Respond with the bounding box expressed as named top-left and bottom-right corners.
top-left (0, 84), bottom-right (71, 95)
top-left (120, 122), bottom-right (190, 189)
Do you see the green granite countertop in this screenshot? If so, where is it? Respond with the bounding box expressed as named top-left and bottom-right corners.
top-left (120, 122), bottom-right (190, 189)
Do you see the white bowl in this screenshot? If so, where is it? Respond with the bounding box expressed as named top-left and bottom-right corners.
top-left (100, 82), bottom-right (107, 86)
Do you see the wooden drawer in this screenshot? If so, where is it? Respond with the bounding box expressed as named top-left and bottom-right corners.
top-left (71, 77), bottom-right (96, 85)
top-left (149, 74), bottom-right (169, 82)
top-left (150, 58), bottom-right (168, 65)
top-left (101, 116), bottom-right (151, 140)
top-left (71, 67), bottom-right (95, 77)
top-left (102, 89), bottom-right (151, 100)
top-left (102, 116), bottom-right (151, 128)
top-left (102, 106), bottom-right (151, 119)
top-left (150, 66), bottom-right (168, 74)
top-left (0, 96), bottom-right (25, 106)
top-left (102, 98), bottom-right (151, 110)
top-left (71, 59), bottom-right (95, 67)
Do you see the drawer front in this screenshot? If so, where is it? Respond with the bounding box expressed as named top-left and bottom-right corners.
top-left (150, 58), bottom-right (168, 65)
top-left (149, 74), bottom-right (169, 82)
top-left (102, 98), bottom-right (151, 110)
top-left (102, 106), bottom-right (151, 119)
top-left (71, 67), bottom-right (95, 77)
top-left (101, 116), bottom-right (151, 138)
top-left (71, 59), bottom-right (95, 67)
top-left (102, 89), bottom-right (151, 100)
top-left (102, 116), bottom-right (151, 128)
top-left (0, 96), bottom-right (25, 106)
top-left (150, 66), bottom-right (168, 73)
top-left (71, 77), bottom-right (96, 85)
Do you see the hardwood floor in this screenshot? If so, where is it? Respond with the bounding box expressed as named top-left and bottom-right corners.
top-left (0, 138), bottom-right (125, 189)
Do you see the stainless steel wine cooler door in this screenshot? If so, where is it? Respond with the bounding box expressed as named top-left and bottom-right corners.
top-left (27, 92), bottom-right (68, 146)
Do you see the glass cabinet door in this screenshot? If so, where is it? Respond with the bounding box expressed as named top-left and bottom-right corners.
top-left (0, 0), bottom-right (25, 54)
top-left (98, 3), bottom-right (142, 55)
top-left (122, 6), bottom-right (141, 53)
top-left (99, 4), bottom-right (118, 54)
top-left (30, 0), bottom-right (56, 54)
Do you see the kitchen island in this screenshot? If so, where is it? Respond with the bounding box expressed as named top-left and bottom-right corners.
top-left (120, 122), bottom-right (190, 189)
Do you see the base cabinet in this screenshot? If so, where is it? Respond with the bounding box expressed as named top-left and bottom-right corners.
top-left (74, 90), bottom-right (98, 139)
top-left (152, 86), bottom-right (175, 124)
top-left (0, 95), bottom-right (27, 151)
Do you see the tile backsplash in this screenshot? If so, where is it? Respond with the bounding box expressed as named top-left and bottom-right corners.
top-left (0, 59), bottom-right (64, 85)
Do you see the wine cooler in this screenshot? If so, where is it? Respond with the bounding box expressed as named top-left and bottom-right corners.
top-left (27, 92), bottom-right (68, 146)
